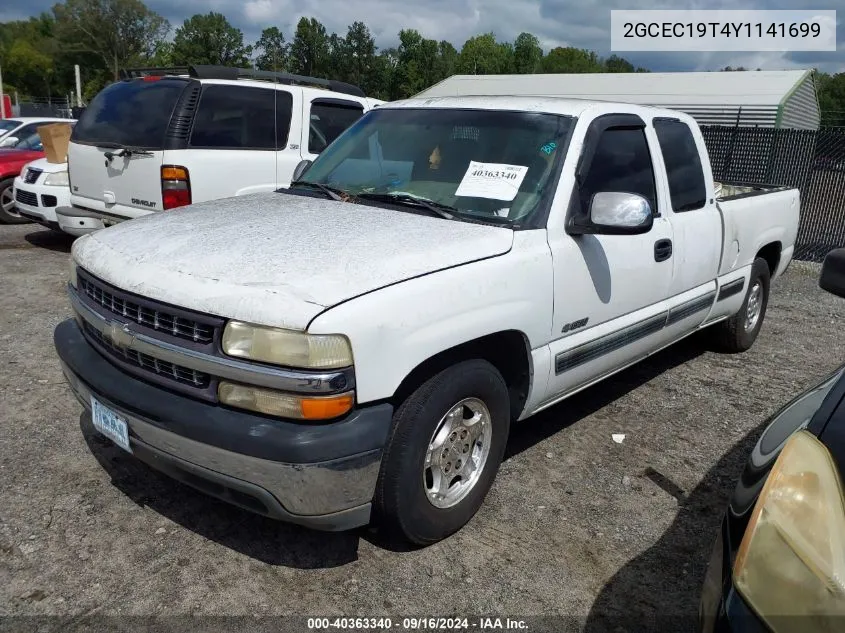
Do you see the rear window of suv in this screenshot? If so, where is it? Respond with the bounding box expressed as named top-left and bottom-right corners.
top-left (71, 78), bottom-right (187, 149)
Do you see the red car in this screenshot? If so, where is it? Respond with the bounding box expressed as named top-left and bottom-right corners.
top-left (0, 142), bottom-right (46, 224)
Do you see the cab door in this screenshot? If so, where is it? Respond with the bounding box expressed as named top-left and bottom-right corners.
top-left (652, 117), bottom-right (722, 334)
top-left (543, 114), bottom-right (674, 403)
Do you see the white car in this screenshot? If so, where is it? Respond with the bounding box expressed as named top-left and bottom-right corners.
top-left (0, 117), bottom-right (71, 148)
top-left (55, 93), bottom-right (800, 545)
top-left (13, 158), bottom-right (72, 231)
top-left (65, 65), bottom-right (384, 232)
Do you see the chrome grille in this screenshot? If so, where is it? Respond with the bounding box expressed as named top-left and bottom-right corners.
top-left (79, 274), bottom-right (215, 345)
top-left (23, 168), bottom-right (42, 184)
top-left (15, 189), bottom-right (38, 207)
top-left (84, 321), bottom-right (210, 388)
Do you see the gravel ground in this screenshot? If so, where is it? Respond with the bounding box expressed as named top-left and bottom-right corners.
top-left (1, 223), bottom-right (844, 632)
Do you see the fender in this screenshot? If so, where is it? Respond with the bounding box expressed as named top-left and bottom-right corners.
top-left (307, 230), bottom-right (554, 404)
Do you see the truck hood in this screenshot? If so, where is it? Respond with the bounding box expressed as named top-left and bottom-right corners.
top-left (72, 192), bottom-right (514, 330)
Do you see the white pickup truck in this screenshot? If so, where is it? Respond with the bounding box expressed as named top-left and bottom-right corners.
top-left (54, 94), bottom-right (799, 545)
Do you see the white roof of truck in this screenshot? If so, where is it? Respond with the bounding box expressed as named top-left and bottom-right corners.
top-left (386, 94), bottom-right (695, 123)
top-left (415, 70), bottom-right (812, 108)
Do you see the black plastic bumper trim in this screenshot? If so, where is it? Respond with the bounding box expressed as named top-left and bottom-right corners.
top-left (54, 318), bottom-right (393, 464)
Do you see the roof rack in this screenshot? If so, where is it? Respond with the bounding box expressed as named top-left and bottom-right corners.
top-left (120, 67), bottom-right (192, 79)
top-left (119, 65), bottom-right (366, 98)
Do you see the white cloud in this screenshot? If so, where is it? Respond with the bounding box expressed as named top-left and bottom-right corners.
top-left (244, 0), bottom-right (275, 23)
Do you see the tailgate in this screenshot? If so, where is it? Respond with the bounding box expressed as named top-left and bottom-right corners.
top-left (69, 143), bottom-right (163, 220)
top-left (68, 77), bottom-right (189, 221)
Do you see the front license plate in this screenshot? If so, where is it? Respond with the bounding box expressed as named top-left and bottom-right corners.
top-left (91, 396), bottom-right (132, 453)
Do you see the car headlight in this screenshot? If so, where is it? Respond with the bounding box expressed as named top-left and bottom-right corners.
top-left (44, 171), bottom-right (69, 187)
top-left (734, 430), bottom-right (845, 626)
top-left (221, 321), bottom-right (353, 369)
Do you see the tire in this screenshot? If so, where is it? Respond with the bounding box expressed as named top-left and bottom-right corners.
top-left (710, 257), bottom-right (771, 353)
top-left (374, 359), bottom-right (510, 545)
top-left (0, 178), bottom-right (29, 224)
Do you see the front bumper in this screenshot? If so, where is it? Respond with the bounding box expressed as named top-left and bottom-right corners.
top-left (13, 176), bottom-right (62, 229)
top-left (54, 318), bottom-right (393, 531)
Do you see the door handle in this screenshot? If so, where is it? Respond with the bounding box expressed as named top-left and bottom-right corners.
top-left (654, 238), bottom-right (673, 262)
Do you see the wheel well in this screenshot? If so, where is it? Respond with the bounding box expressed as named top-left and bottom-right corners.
top-left (391, 331), bottom-right (532, 421)
top-left (756, 242), bottom-right (781, 277)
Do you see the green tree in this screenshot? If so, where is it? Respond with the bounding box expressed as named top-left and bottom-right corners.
top-left (327, 33), bottom-right (349, 81)
top-left (540, 47), bottom-right (603, 73)
top-left (817, 72), bottom-right (845, 126)
top-left (254, 26), bottom-right (287, 72)
top-left (457, 33), bottom-right (513, 75)
top-left (513, 32), bottom-right (542, 74)
top-left (604, 54), bottom-right (635, 73)
top-left (435, 40), bottom-right (459, 80)
top-left (4, 39), bottom-right (54, 98)
top-left (391, 29), bottom-right (440, 98)
top-left (53, 0), bottom-right (169, 81)
top-left (171, 12), bottom-right (252, 67)
top-left (344, 21), bottom-right (377, 88)
top-left (288, 17), bottom-right (330, 77)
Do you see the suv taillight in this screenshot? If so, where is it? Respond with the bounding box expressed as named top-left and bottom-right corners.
top-left (161, 165), bottom-right (191, 210)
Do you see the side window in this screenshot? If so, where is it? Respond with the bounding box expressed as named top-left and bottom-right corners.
top-left (308, 101), bottom-right (364, 154)
top-left (275, 90), bottom-right (293, 148)
top-left (580, 127), bottom-right (657, 215)
top-left (18, 132), bottom-right (43, 151)
top-left (190, 85), bottom-right (276, 150)
top-left (11, 124), bottom-right (38, 146)
top-left (654, 119), bottom-right (707, 212)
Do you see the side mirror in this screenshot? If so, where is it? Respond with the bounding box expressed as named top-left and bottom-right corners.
top-left (0, 136), bottom-right (19, 148)
top-left (820, 248), bottom-right (845, 299)
top-left (567, 192), bottom-right (654, 236)
top-left (292, 159), bottom-right (312, 182)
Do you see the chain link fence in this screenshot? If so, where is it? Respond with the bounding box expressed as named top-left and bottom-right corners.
top-left (701, 125), bottom-right (845, 263)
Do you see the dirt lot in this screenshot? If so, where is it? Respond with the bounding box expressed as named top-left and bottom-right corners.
top-left (1, 223), bottom-right (844, 632)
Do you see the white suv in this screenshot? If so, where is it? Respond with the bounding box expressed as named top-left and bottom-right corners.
top-left (64, 65), bottom-right (383, 231)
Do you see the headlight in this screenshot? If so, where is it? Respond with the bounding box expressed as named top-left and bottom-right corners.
top-left (44, 171), bottom-right (69, 187)
top-left (222, 321), bottom-right (352, 369)
top-left (69, 259), bottom-right (78, 288)
top-left (218, 382), bottom-right (354, 420)
top-left (734, 430), bottom-right (845, 626)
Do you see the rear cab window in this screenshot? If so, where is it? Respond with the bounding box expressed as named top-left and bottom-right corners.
top-left (654, 119), bottom-right (707, 212)
top-left (308, 99), bottom-right (365, 154)
top-left (71, 78), bottom-right (187, 149)
top-left (189, 84), bottom-right (293, 150)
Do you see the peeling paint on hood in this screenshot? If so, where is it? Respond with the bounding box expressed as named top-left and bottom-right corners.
top-left (72, 192), bottom-right (514, 330)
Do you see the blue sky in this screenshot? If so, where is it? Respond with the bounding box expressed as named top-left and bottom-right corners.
top-left (2, 0), bottom-right (843, 72)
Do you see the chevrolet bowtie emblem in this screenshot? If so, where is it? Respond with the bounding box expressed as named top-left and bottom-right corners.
top-left (108, 321), bottom-right (136, 349)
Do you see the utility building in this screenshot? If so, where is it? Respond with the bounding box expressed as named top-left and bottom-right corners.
top-left (416, 70), bottom-right (820, 130)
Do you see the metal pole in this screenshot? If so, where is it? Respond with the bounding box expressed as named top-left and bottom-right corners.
top-left (0, 63), bottom-right (5, 119)
top-left (75, 65), bottom-right (83, 107)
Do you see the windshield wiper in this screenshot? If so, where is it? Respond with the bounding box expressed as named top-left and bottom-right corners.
top-left (356, 192), bottom-right (457, 220)
top-left (98, 143), bottom-right (154, 165)
top-left (289, 180), bottom-right (350, 202)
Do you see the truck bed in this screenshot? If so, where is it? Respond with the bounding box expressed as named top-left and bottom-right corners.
top-left (716, 184), bottom-right (800, 278)
top-left (715, 181), bottom-right (791, 201)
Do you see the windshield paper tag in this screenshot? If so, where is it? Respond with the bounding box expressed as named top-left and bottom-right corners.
top-left (455, 161), bottom-right (529, 202)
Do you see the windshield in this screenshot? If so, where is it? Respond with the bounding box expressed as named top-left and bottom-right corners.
top-left (0, 120), bottom-right (21, 135)
top-left (295, 107), bottom-right (574, 225)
